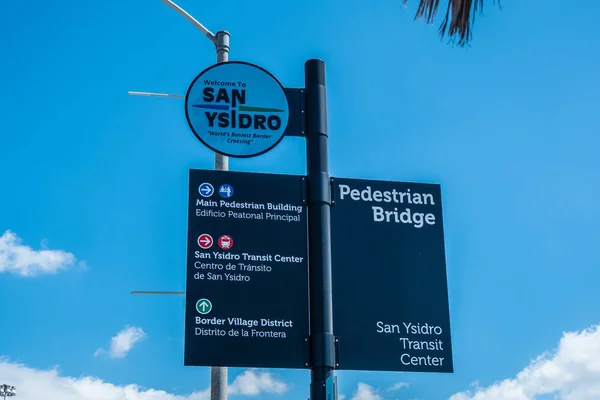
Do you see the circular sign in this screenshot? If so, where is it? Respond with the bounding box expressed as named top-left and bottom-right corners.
top-left (185, 61), bottom-right (290, 158)
top-left (197, 234), bottom-right (213, 249)
top-left (198, 182), bottom-right (214, 197)
top-left (218, 184), bottom-right (234, 198)
top-left (218, 234), bottom-right (233, 250)
top-left (196, 298), bottom-right (212, 315)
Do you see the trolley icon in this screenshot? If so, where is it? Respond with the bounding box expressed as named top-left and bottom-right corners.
top-left (218, 235), bottom-right (233, 250)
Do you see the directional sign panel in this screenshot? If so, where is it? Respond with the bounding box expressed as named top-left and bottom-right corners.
top-left (330, 177), bottom-right (453, 373)
top-left (185, 169), bottom-right (309, 369)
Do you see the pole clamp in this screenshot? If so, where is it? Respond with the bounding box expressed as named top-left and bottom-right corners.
top-left (309, 332), bottom-right (336, 368)
top-left (307, 172), bottom-right (331, 204)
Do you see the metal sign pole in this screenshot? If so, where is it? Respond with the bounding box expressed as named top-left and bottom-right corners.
top-left (211, 29), bottom-right (230, 400)
top-left (304, 59), bottom-right (336, 400)
top-left (214, 30), bottom-right (230, 172)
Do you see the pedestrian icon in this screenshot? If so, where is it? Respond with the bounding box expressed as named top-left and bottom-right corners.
top-left (196, 298), bottom-right (212, 315)
top-left (197, 234), bottom-right (213, 249)
top-left (219, 184), bottom-right (234, 198)
top-left (199, 183), bottom-right (214, 198)
top-left (218, 235), bottom-right (233, 250)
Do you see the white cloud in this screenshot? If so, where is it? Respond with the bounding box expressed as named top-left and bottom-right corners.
top-left (0, 358), bottom-right (208, 400)
top-left (95, 326), bottom-right (146, 359)
top-left (228, 369), bottom-right (288, 395)
top-left (0, 358), bottom-right (289, 400)
top-left (351, 382), bottom-right (383, 400)
top-left (388, 382), bottom-right (410, 391)
top-left (0, 230), bottom-right (80, 276)
top-left (450, 324), bottom-right (600, 400)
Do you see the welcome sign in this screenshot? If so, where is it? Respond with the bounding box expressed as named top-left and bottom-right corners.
top-left (185, 62), bottom-right (290, 158)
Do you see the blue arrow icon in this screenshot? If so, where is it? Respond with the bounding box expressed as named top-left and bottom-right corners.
top-left (199, 183), bottom-right (214, 198)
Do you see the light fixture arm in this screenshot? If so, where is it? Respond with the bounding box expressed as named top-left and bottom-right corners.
top-left (160, 0), bottom-right (217, 44)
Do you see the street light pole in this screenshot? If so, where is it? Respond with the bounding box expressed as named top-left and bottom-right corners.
top-left (211, 29), bottom-right (230, 400)
top-left (157, 0), bottom-right (230, 175)
top-left (159, 2), bottom-right (229, 399)
top-left (214, 30), bottom-right (230, 173)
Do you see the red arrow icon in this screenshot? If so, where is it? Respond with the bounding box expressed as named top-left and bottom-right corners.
top-left (197, 234), bottom-right (213, 249)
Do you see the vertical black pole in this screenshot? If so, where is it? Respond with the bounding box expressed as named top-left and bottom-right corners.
top-left (305, 59), bottom-right (334, 400)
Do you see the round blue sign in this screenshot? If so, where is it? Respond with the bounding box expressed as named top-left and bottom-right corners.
top-left (218, 184), bottom-right (234, 198)
top-left (185, 61), bottom-right (290, 158)
top-left (198, 182), bottom-right (214, 197)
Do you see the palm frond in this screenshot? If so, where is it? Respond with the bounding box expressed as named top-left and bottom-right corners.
top-left (407, 0), bottom-right (497, 46)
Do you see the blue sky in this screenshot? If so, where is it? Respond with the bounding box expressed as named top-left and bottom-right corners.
top-left (1, 0), bottom-right (600, 399)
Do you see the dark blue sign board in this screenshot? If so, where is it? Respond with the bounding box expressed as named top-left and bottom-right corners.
top-left (184, 169), bottom-right (309, 368)
top-left (330, 177), bottom-right (453, 373)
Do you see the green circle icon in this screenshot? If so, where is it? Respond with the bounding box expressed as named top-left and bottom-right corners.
top-left (196, 298), bottom-right (212, 315)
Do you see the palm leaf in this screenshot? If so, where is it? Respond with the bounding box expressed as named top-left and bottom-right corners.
top-left (407, 0), bottom-right (497, 46)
